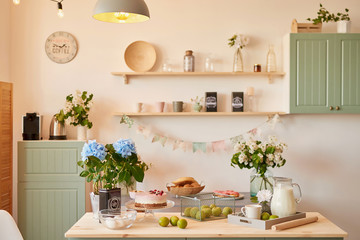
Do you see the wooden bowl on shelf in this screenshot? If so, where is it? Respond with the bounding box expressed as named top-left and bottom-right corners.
top-left (167, 185), bottom-right (205, 196)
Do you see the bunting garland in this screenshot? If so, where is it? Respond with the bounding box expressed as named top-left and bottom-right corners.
top-left (120, 114), bottom-right (281, 154)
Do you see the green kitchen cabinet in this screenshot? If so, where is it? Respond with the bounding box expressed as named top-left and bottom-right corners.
top-left (18, 141), bottom-right (85, 240)
top-left (289, 33), bottom-right (360, 113)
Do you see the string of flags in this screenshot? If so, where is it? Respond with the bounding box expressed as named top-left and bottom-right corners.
top-left (120, 114), bottom-right (281, 154)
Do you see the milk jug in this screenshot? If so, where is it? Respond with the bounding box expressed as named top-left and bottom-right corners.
top-left (270, 177), bottom-right (302, 218)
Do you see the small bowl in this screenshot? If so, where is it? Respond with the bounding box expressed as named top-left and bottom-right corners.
top-left (99, 209), bottom-right (137, 230)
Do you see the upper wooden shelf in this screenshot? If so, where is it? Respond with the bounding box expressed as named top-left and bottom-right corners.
top-left (111, 71), bottom-right (286, 84)
top-left (114, 112), bottom-right (287, 117)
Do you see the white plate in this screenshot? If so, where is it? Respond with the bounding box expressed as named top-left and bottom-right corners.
top-left (125, 200), bottom-right (175, 211)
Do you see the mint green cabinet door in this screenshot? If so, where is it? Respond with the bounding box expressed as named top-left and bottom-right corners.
top-left (290, 34), bottom-right (337, 113)
top-left (18, 182), bottom-right (85, 240)
top-left (337, 35), bottom-right (360, 113)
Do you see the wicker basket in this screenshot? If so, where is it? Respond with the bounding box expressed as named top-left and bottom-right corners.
top-left (167, 185), bottom-right (205, 196)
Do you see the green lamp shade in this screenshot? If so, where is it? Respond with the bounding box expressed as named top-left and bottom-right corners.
top-left (93, 0), bottom-right (150, 23)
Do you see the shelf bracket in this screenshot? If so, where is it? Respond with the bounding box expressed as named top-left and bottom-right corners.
top-left (267, 74), bottom-right (273, 84)
top-left (122, 75), bottom-right (129, 84)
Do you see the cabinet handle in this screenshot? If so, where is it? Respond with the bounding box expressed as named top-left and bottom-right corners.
top-left (336, 106), bottom-right (340, 110)
top-left (329, 106), bottom-right (334, 110)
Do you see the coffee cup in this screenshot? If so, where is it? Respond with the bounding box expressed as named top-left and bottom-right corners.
top-left (172, 101), bottom-right (186, 112)
top-left (135, 102), bottom-right (144, 113)
top-left (155, 102), bottom-right (165, 112)
top-left (241, 204), bottom-right (262, 219)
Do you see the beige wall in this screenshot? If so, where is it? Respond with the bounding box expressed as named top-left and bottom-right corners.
top-left (9, 0), bottom-right (360, 239)
top-left (0, 0), bottom-right (10, 82)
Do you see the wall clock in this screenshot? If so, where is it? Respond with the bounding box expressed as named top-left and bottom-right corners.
top-left (45, 31), bottom-right (78, 64)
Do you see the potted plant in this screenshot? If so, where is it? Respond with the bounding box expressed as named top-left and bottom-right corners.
top-left (78, 139), bottom-right (149, 218)
top-left (231, 136), bottom-right (287, 197)
top-left (191, 96), bottom-right (204, 112)
top-left (56, 90), bottom-right (94, 140)
top-left (307, 3), bottom-right (351, 33)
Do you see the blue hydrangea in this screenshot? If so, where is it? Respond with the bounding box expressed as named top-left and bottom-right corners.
top-left (81, 140), bottom-right (107, 161)
top-left (113, 139), bottom-right (136, 158)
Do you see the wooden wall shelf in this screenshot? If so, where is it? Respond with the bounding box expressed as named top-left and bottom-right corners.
top-left (111, 72), bottom-right (286, 84)
top-left (114, 112), bottom-right (287, 117)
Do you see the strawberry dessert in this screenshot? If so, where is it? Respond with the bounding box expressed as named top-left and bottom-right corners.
top-left (213, 190), bottom-right (240, 197)
top-left (134, 190), bottom-right (167, 209)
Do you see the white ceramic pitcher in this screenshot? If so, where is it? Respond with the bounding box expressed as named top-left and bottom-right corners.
top-left (270, 177), bottom-right (302, 218)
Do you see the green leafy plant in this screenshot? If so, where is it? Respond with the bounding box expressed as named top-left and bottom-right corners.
top-left (56, 90), bottom-right (94, 128)
top-left (307, 3), bottom-right (350, 24)
top-left (77, 139), bottom-right (150, 195)
top-left (228, 34), bottom-right (250, 49)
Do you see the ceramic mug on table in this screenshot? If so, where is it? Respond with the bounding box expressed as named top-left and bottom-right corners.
top-left (155, 102), bottom-right (165, 112)
top-left (241, 204), bottom-right (262, 219)
top-left (173, 101), bottom-right (186, 112)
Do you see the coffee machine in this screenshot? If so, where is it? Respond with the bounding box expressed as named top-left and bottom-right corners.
top-left (22, 113), bottom-right (42, 140)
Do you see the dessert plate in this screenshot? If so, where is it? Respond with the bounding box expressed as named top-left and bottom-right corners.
top-left (125, 200), bottom-right (175, 211)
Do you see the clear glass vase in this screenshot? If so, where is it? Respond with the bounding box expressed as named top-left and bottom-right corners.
top-left (250, 168), bottom-right (274, 197)
top-left (233, 47), bottom-right (244, 72)
top-left (266, 44), bottom-right (276, 72)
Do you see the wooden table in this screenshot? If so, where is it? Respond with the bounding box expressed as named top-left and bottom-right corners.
top-left (65, 212), bottom-right (347, 240)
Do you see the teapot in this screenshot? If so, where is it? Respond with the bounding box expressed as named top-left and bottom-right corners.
top-left (270, 177), bottom-right (302, 218)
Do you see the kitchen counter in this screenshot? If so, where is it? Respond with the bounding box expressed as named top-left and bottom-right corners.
top-left (65, 212), bottom-right (347, 239)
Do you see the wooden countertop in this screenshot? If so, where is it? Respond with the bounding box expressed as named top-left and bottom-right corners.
top-left (65, 212), bottom-right (347, 238)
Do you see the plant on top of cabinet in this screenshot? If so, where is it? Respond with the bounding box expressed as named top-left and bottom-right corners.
top-left (228, 34), bottom-right (250, 72)
top-left (306, 3), bottom-right (351, 33)
top-left (56, 90), bottom-right (93, 140)
top-left (231, 136), bottom-right (287, 197)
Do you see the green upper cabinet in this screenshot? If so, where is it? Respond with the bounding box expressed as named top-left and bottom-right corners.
top-left (289, 33), bottom-right (360, 113)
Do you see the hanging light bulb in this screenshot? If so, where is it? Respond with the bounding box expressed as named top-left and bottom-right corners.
top-left (57, 2), bottom-right (64, 18)
top-left (13, 0), bottom-right (20, 5)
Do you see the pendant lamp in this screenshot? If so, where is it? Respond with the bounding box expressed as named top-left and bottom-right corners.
top-left (93, 0), bottom-right (150, 23)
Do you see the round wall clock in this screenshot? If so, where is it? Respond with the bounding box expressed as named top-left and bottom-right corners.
top-left (45, 31), bottom-right (78, 64)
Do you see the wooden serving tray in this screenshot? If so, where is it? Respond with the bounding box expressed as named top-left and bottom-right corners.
top-left (227, 212), bottom-right (306, 230)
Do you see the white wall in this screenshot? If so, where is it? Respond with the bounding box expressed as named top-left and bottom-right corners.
top-left (0, 0), bottom-right (10, 82)
top-left (10, 0), bottom-right (360, 238)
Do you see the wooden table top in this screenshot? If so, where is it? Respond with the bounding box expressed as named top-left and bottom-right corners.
top-left (65, 212), bottom-right (347, 238)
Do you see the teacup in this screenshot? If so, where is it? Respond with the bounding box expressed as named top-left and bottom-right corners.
top-left (155, 102), bottom-right (165, 112)
top-left (241, 204), bottom-right (262, 219)
top-left (135, 103), bottom-right (144, 113)
top-left (173, 101), bottom-right (186, 112)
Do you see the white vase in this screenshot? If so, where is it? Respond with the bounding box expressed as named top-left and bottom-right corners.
top-left (90, 192), bottom-right (99, 219)
top-left (337, 21), bottom-right (351, 33)
top-left (77, 126), bottom-right (87, 140)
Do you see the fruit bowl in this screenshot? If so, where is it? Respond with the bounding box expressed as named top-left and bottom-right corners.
top-left (167, 184), bottom-right (205, 196)
top-left (99, 209), bottom-right (137, 230)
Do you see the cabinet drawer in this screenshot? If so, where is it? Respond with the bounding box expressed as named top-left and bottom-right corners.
top-left (18, 141), bottom-right (85, 182)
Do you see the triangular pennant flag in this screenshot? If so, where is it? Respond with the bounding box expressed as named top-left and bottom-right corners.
top-left (212, 140), bottom-right (226, 152)
top-left (193, 142), bottom-right (207, 153)
top-left (152, 135), bottom-right (160, 143)
top-left (159, 136), bottom-right (168, 147)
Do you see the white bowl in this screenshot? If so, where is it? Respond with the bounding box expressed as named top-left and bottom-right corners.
top-left (99, 209), bottom-right (137, 230)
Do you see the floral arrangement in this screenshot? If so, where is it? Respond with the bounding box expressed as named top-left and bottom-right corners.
top-left (78, 139), bottom-right (150, 194)
top-left (307, 3), bottom-right (350, 24)
top-left (228, 34), bottom-right (250, 49)
top-left (191, 96), bottom-right (204, 104)
top-left (231, 136), bottom-right (287, 194)
top-left (56, 90), bottom-right (94, 129)
top-left (231, 136), bottom-right (287, 176)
